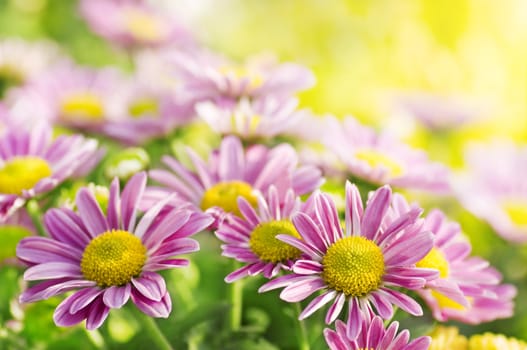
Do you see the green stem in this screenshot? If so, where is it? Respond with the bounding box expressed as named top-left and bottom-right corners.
top-left (26, 199), bottom-right (46, 236)
top-left (228, 262), bottom-right (244, 332)
top-left (135, 310), bottom-right (174, 350)
top-left (294, 303), bottom-right (310, 350)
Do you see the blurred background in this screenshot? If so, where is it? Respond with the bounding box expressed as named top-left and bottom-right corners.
top-left (1, 0), bottom-right (527, 347)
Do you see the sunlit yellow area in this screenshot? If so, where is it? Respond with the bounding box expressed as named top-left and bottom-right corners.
top-left (196, 0), bottom-right (526, 148)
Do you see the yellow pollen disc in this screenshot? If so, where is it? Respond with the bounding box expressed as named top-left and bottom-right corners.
top-left (0, 156), bottom-right (52, 195)
top-left (503, 200), bottom-right (527, 226)
top-left (416, 247), bottom-right (450, 278)
top-left (61, 92), bottom-right (104, 121)
top-left (81, 230), bottom-right (146, 288)
top-left (468, 333), bottom-right (527, 350)
top-left (431, 291), bottom-right (469, 311)
top-left (123, 9), bottom-right (164, 42)
top-left (321, 236), bottom-right (385, 297)
top-left (129, 98), bottom-right (159, 118)
top-left (200, 181), bottom-right (258, 217)
top-left (429, 326), bottom-right (468, 350)
top-left (354, 149), bottom-right (404, 178)
top-left (249, 220), bottom-right (302, 263)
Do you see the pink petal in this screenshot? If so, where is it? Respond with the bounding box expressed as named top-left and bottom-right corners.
top-left (280, 277), bottom-right (326, 302)
top-left (379, 288), bottom-right (422, 316)
top-left (346, 297), bottom-right (362, 340)
top-left (361, 186), bottom-right (391, 240)
top-left (70, 288), bottom-right (103, 314)
top-left (76, 188), bottom-right (108, 237)
top-left (131, 290), bottom-right (172, 318)
top-left (86, 298), bottom-right (110, 330)
top-left (292, 212), bottom-right (327, 252)
top-left (120, 172), bottom-right (147, 232)
top-left (325, 292), bottom-right (346, 324)
top-left (132, 272), bottom-right (167, 302)
top-left (292, 260), bottom-right (323, 275)
top-left (107, 178), bottom-right (120, 230)
top-left (299, 290), bottom-right (337, 319)
top-left (54, 295), bottom-right (89, 327)
top-left (24, 262), bottom-right (81, 281)
top-left (103, 284), bottom-right (131, 309)
top-left (345, 182), bottom-right (363, 237)
top-left (225, 264), bottom-right (253, 283)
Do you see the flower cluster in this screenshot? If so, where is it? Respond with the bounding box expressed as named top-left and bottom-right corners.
top-left (0, 0), bottom-right (524, 348)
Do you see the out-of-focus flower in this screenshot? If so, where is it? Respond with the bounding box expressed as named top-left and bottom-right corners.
top-left (0, 209), bottom-right (35, 265)
top-left (79, 0), bottom-right (195, 49)
top-left (324, 316), bottom-right (431, 350)
top-left (259, 182), bottom-right (437, 339)
top-left (429, 326), bottom-right (527, 350)
top-left (17, 172), bottom-right (213, 330)
top-left (10, 63), bottom-right (127, 132)
top-left (455, 141), bottom-right (527, 243)
top-left (172, 50), bottom-right (315, 107)
top-left (102, 71), bottom-right (195, 145)
top-left (196, 96), bottom-right (303, 140)
top-left (216, 186), bottom-right (306, 282)
top-left (0, 38), bottom-right (66, 98)
top-left (429, 326), bottom-right (468, 350)
top-left (0, 123), bottom-right (103, 221)
top-left (147, 135), bottom-right (324, 226)
top-left (323, 116), bottom-right (451, 193)
top-left (391, 92), bottom-right (485, 131)
top-left (468, 332), bottom-right (527, 350)
top-left (389, 197), bottom-right (516, 324)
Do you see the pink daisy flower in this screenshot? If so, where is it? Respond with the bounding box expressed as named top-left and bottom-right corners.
top-left (0, 38), bottom-right (66, 98)
top-left (216, 186), bottom-right (308, 282)
top-left (16, 172), bottom-right (213, 329)
top-left (323, 116), bottom-right (451, 193)
top-left (147, 135), bottom-right (324, 225)
top-left (172, 50), bottom-right (315, 106)
top-left (389, 196), bottom-right (516, 324)
top-left (392, 92), bottom-right (484, 131)
top-left (259, 182), bottom-right (437, 339)
top-left (101, 70), bottom-right (195, 145)
top-left (324, 317), bottom-right (431, 350)
top-left (79, 0), bottom-right (195, 49)
top-left (455, 141), bottom-right (527, 243)
top-left (0, 123), bottom-right (103, 221)
top-left (10, 63), bottom-right (127, 132)
top-left (196, 96), bottom-right (304, 140)
top-left (415, 208), bottom-right (515, 323)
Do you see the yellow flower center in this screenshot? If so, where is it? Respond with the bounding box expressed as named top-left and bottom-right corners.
top-left (0, 156), bottom-right (52, 195)
top-left (129, 98), bottom-right (159, 118)
top-left (416, 247), bottom-right (449, 278)
top-left (61, 92), bottom-right (104, 121)
top-left (431, 291), bottom-right (469, 311)
top-left (429, 326), bottom-right (468, 350)
top-left (321, 236), bottom-right (385, 297)
top-left (503, 200), bottom-right (527, 226)
top-left (249, 220), bottom-right (302, 263)
top-left (123, 9), bottom-right (164, 42)
top-left (469, 333), bottom-right (527, 350)
top-left (354, 149), bottom-right (404, 178)
top-left (80, 230), bottom-right (147, 288)
top-left (416, 248), bottom-right (466, 310)
top-left (200, 181), bottom-right (258, 217)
